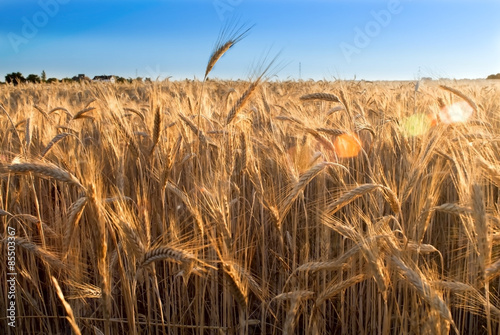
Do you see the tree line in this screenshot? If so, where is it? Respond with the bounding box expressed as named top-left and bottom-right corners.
top-left (3, 71), bottom-right (147, 85)
top-left (3, 71), bottom-right (500, 85)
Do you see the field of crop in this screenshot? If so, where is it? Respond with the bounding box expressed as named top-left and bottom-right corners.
top-left (1, 76), bottom-right (500, 334)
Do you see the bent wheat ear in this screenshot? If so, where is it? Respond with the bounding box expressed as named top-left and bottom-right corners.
top-left (64, 197), bottom-right (88, 255)
top-left (72, 107), bottom-right (96, 120)
top-left (41, 132), bottom-right (74, 158)
top-left (328, 184), bottom-right (400, 215)
top-left (223, 262), bottom-right (248, 310)
top-left (439, 85), bottom-right (478, 113)
top-left (8, 162), bottom-right (84, 189)
top-left (205, 23), bottom-right (253, 79)
top-left (140, 246), bottom-right (195, 268)
top-left (390, 256), bottom-right (459, 334)
top-left (300, 93), bottom-right (341, 103)
top-left (316, 274), bottom-right (366, 306)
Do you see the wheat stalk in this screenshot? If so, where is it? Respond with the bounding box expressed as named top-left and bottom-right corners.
top-left (51, 277), bottom-right (82, 335)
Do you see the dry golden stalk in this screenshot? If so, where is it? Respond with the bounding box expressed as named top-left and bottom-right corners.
top-left (240, 132), bottom-right (247, 172)
top-left (51, 277), bottom-right (82, 335)
top-left (165, 182), bottom-right (205, 235)
top-left (315, 274), bottom-right (366, 306)
top-left (113, 113), bottom-right (141, 157)
top-left (472, 184), bottom-right (490, 274)
top-left (25, 117), bottom-right (31, 147)
top-left (279, 162), bottom-right (347, 228)
top-left (283, 293), bottom-right (305, 335)
top-left (477, 157), bottom-right (500, 187)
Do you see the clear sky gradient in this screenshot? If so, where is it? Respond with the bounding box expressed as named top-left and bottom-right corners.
top-left (1, 0), bottom-right (499, 81)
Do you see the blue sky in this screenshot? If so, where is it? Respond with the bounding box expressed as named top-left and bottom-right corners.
top-left (0, 0), bottom-right (499, 81)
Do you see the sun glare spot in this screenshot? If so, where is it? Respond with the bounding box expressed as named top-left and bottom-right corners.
top-left (439, 101), bottom-right (473, 124)
top-left (402, 113), bottom-right (435, 137)
top-left (333, 133), bottom-right (361, 158)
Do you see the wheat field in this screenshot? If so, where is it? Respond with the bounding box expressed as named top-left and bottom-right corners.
top-left (1, 71), bottom-right (500, 335)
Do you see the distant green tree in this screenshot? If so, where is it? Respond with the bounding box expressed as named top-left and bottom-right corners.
top-left (46, 78), bottom-right (58, 83)
top-left (5, 72), bottom-right (26, 85)
top-left (487, 73), bottom-right (500, 80)
top-left (116, 76), bottom-right (127, 83)
top-left (26, 74), bottom-right (41, 83)
top-left (41, 70), bottom-right (47, 82)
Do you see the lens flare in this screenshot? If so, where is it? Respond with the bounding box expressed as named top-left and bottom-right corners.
top-left (333, 133), bottom-right (361, 158)
top-left (439, 101), bottom-right (473, 124)
top-left (402, 113), bottom-right (435, 137)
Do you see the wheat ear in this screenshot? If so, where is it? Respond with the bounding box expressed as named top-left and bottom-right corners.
top-left (390, 255), bottom-right (459, 334)
top-left (149, 106), bottom-right (161, 155)
top-left (439, 85), bottom-right (478, 113)
top-left (300, 93), bottom-right (341, 102)
top-left (64, 197), bottom-right (88, 254)
top-left (223, 262), bottom-right (249, 310)
top-left (316, 274), bottom-right (366, 306)
top-left (71, 107), bottom-right (95, 120)
top-left (41, 133), bottom-right (74, 158)
top-left (178, 113), bottom-right (208, 145)
top-left (8, 162), bottom-right (84, 189)
top-left (328, 184), bottom-right (400, 215)
top-left (139, 245), bottom-right (196, 268)
top-left (205, 24), bottom-right (253, 79)
top-left (226, 81), bottom-right (259, 125)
